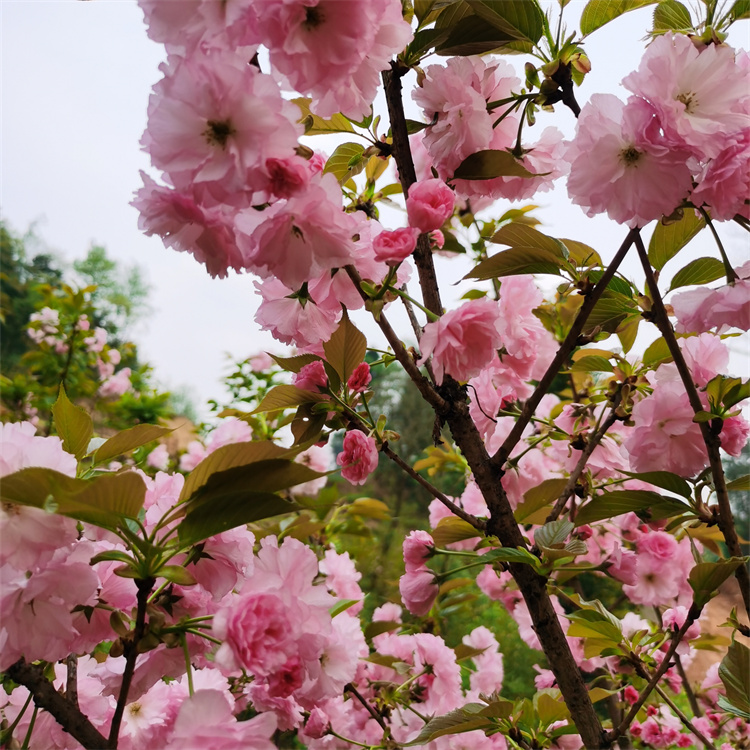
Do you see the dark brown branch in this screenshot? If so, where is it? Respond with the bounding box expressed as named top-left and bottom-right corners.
top-left (382, 64), bottom-right (443, 318)
top-left (491, 228), bottom-right (638, 470)
top-left (108, 577), bottom-right (154, 748)
top-left (634, 231), bottom-right (750, 618)
top-left (5, 659), bottom-right (108, 750)
top-left (381, 442), bottom-right (486, 531)
top-left (65, 654), bottom-right (79, 709)
top-left (546, 404), bottom-right (621, 524)
top-left (345, 683), bottom-right (387, 731)
top-left (344, 265), bottom-right (446, 413)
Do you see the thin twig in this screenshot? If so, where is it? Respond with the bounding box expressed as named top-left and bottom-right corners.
top-left (381, 442), bottom-right (485, 531)
top-left (491, 227), bottom-right (638, 470)
top-left (546, 403), bottom-right (621, 523)
top-left (345, 683), bottom-right (387, 731)
top-left (634, 231), bottom-right (750, 618)
top-left (108, 577), bottom-right (154, 748)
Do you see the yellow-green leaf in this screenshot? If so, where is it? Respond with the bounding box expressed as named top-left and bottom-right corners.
top-left (52, 385), bottom-right (93, 461)
top-left (653, 0), bottom-right (692, 30)
top-left (668, 256), bottom-right (725, 291)
top-left (580, 0), bottom-right (657, 36)
top-left (292, 98), bottom-right (354, 135)
top-left (465, 247), bottom-right (564, 280)
top-left (648, 210), bottom-right (704, 271)
top-left (323, 142), bottom-right (366, 184)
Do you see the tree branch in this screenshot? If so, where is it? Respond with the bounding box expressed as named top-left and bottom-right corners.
top-left (546, 402), bottom-right (621, 524)
top-left (634, 231), bottom-right (750, 618)
top-left (381, 441), bottom-right (486, 531)
top-left (5, 659), bottom-right (108, 750)
top-left (108, 577), bottom-right (154, 748)
top-left (491, 228), bottom-right (637, 470)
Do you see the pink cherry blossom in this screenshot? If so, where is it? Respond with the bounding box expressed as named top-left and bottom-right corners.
top-left (238, 173), bottom-right (359, 289)
top-left (720, 416), bottom-right (750, 456)
top-left (347, 362), bottom-right (372, 393)
top-left (406, 178), bottom-right (456, 234)
top-left (623, 33), bottom-right (750, 160)
top-left (419, 298), bottom-right (502, 384)
top-left (244, 0), bottom-right (412, 120)
top-left (399, 567), bottom-right (439, 616)
top-left (373, 226), bottom-right (419, 264)
top-left (99, 368), bottom-right (133, 399)
top-left (132, 173), bottom-right (243, 279)
top-left (566, 94), bottom-right (693, 227)
top-left (336, 430), bottom-right (379, 485)
top-left (402, 530), bottom-right (435, 572)
top-left (293, 361), bottom-right (328, 392)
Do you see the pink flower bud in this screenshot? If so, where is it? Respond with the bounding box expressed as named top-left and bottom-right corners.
top-left (406, 178), bottom-right (455, 233)
top-left (399, 567), bottom-right (439, 616)
top-left (347, 362), bottom-right (372, 393)
top-left (373, 227), bottom-right (419, 264)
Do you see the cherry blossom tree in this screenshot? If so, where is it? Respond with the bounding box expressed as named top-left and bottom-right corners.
top-left (2, 1), bottom-right (749, 749)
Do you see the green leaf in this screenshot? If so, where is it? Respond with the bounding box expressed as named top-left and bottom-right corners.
top-left (560, 239), bottom-right (602, 267)
top-left (453, 149), bottom-right (534, 180)
top-left (490, 224), bottom-right (567, 257)
top-left (668, 256), bottom-right (725, 291)
top-left (435, 15), bottom-right (515, 56)
top-left (323, 142), bottom-right (366, 184)
top-left (482, 546), bottom-right (542, 569)
top-left (653, 0), bottom-right (692, 30)
top-left (643, 337), bottom-right (674, 367)
top-left (406, 27), bottom-right (448, 58)
top-left (330, 599), bottom-right (359, 618)
top-left (465, 247), bottom-right (564, 280)
top-left (648, 210), bottom-right (704, 271)
top-left (570, 355), bottom-right (615, 373)
top-left (179, 491), bottom-right (299, 547)
top-left (729, 0), bottom-right (750, 21)
top-left (292, 98), bottom-right (354, 135)
top-left (567, 610), bottom-right (622, 643)
top-left (580, 0), bottom-right (658, 35)
top-left (179, 441), bottom-right (292, 502)
top-left (364, 620), bottom-right (400, 639)
top-left (251, 385), bottom-right (329, 415)
top-left (323, 312), bottom-right (367, 383)
top-left (689, 559), bottom-right (747, 607)
top-left (617, 315), bottom-right (641, 354)
top-left (535, 689), bottom-right (571, 725)
top-left (535, 519), bottom-right (574, 549)
top-left (583, 291), bottom-right (637, 335)
top-left (52, 385), bottom-right (93, 460)
top-left (723, 379), bottom-right (750, 409)
top-left (727, 475), bottom-right (750, 492)
top-left (0, 467), bottom-right (145, 527)
top-left (269, 353), bottom-right (321, 374)
top-left (432, 516), bottom-right (480, 546)
top-left (719, 641), bottom-right (750, 717)
top-left (515, 478), bottom-right (568, 522)
top-left (466, 0), bottom-right (545, 43)
top-left (403, 704), bottom-right (494, 745)
top-left (575, 490), bottom-right (691, 526)
top-left (93, 424), bottom-right (171, 465)
top-left (620, 470), bottom-right (692, 499)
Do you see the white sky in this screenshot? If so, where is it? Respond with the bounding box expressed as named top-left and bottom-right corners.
top-left (2, 1), bottom-right (748, 419)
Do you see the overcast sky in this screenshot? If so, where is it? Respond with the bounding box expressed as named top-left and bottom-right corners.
top-left (2, 1), bottom-right (748, 419)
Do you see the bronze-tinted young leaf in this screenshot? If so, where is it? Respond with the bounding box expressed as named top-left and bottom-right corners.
top-left (292, 98), bottom-right (354, 135)
top-left (178, 491), bottom-right (300, 547)
top-left (93, 424), bottom-right (171, 465)
top-left (435, 15), bottom-right (515, 56)
top-left (291, 403), bottom-right (326, 446)
top-left (403, 704), bottom-right (493, 745)
top-left (323, 142), bottom-right (366, 184)
top-left (251, 385), bottom-right (329, 415)
top-left (653, 0), bottom-right (692, 30)
top-left (323, 312), bottom-right (367, 382)
top-left (719, 641), bottom-right (750, 717)
top-left (466, 0), bottom-right (545, 43)
top-left (580, 0), bottom-right (657, 36)
top-left (642, 336), bottom-right (674, 367)
top-left (453, 149), bottom-right (534, 180)
top-left (621, 470), bottom-right (692, 498)
top-left (668, 256), bottom-right (725, 291)
top-left (490, 223), bottom-right (566, 256)
top-left (575, 490), bottom-right (691, 526)
top-left (432, 516), bottom-right (481, 546)
top-left (269, 353), bottom-right (321, 374)
top-left (179, 441), bottom-right (292, 502)
top-left (0, 467), bottom-right (145, 527)
top-left (52, 384), bottom-right (93, 460)
top-left (515, 478), bottom-right (568, 522)
top-left (648, 210), bottom-right (704, 270)
top-left (570, 355), bottom-right (615, 373)
top-left (465, 247), bottom-right (564, 280)
top-left (689, 559), bottom-right (747, 607)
